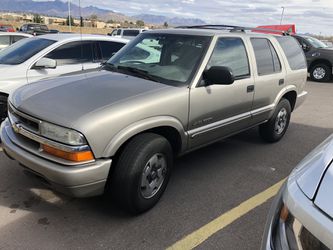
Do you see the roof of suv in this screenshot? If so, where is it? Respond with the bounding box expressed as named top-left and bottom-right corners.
top-left (147, 28), bottom-right (287, 38)
top-left (37, 33), bottom-right (129, 43)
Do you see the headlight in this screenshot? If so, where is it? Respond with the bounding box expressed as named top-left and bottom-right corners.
top-left (271, 204), bottom-right (329, 250)
top-left (40, 122), bottom-right (86, 146)
top-left (312, 52), bottom-right (321, 57)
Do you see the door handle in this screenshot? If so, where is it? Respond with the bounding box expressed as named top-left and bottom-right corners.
top-left (247, 85), bottom-right (255, 93)
top-left (279, 79), bottom-right (285, 85)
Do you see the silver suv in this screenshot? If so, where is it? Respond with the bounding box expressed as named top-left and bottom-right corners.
top-left (1, 26), bottom-right (308, 213)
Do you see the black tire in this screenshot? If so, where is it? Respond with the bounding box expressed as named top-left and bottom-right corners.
top-left (259, 98), bottom-right (291, 143)
top-left (0, 95), bottom-right (8, 123)
top-left (310, 63), bottom-right (332, 82)
top-left (110, 133), bottom-right (173, 214)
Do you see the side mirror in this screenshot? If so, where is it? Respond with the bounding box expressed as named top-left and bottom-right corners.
top-left (203, 66), bottom-right (235, 86)
top-left (302, 44), bottom-right (310, 52)
top-left (33, 58), bottom-right (57, 69)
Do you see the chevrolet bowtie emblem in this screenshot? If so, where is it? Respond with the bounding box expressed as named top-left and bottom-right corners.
top-left (12, 123), bottom-right (21, 133)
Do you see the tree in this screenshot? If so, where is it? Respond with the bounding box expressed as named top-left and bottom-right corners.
top-left (66, 15), bottom-right (74, 26)
top-left (136, 20), bottom-right (145, 27)
top-left (163, 21), bottom-right (168, 28)
top-left (107, 19), bottom-right (114, 24)
top-left (90, 14), bottom-right (98, 21)
top-left (33, 14), bottom-right (44, 24)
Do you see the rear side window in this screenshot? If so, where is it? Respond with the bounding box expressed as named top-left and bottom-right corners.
top-left (99, 41), bottom-right (125, 61)
top-left (207, 37), bottom-right (250, 78)
top-left (11, 36), bottom-right (26, 44)
top-left (46, 41), bottom-right (93, 66)
top-left (276, 37), bottom-right (307, 70)
top-left (0, 35), bottom-right (10, 46)
top-left (251, 38), bottom-right (281, 75)
top-left (123, 30), bottom-right (140, 37)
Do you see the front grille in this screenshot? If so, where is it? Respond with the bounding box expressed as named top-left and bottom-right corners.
top-left (8, 104), bottom-right (40, 134)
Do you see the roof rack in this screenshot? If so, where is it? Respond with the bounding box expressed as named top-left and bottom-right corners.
top-left (175, 25), bottom-right (291, 36)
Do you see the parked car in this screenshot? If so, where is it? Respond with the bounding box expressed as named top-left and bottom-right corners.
top-left (109, 28), bottom-right (147, 39)
top-left (19, 23), bottom-right (58, 36)
top-left (0, 25), bottom-right (307, 214)
top-left (293, 34), bottom-right (333, 82)
top-left (0, 33), bottom-right (128, 121)
top-left (261, 135), bottom-right (333, 250)
top-left (0, 24), bottom-right (15, 32)
top-left (0, 32), bottom-right (32, 50)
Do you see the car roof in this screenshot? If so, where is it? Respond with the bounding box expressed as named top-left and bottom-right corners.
top-left (37, 33), bottom-right (129, 43)
top-left (0, 32), bottom-right (33, 37)
top-left (146, 28), bottom-right (285, 39)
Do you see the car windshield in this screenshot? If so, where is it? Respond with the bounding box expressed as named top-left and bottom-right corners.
top-left (305, 37), bottom-right (328, 49)
top-left (0, 37), bottom-right (55, 65)
top-left (106, 33), bottom-right (211, 86)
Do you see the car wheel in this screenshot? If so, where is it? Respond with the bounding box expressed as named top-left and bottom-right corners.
top-left (110, 133), bottom-right (173, 214)
top-left (259, 98), bottom-right (291, 143)
top-left (0, 95), bottom-right (8, 123)
top-left (310, 64), bottom-right (331, 82)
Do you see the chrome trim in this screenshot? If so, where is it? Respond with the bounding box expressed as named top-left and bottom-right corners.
top-left (189, 104), bottom-right (275, 138)
top-left (12, 122), bottom-right (90, 153)
top-left (8, 102), bottom-right (42, 128)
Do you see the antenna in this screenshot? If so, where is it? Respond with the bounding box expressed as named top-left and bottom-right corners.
top-left (79, 0), bottom-right (84, 71)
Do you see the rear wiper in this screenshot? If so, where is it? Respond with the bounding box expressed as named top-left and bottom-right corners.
top-left (117, 66), bottom-right (161, 83)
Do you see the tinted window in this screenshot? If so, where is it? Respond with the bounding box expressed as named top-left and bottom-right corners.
top-left (0, 36), bottom-right (10, 46)
top-left (99, 41), bottom-right (125, 61)
top-left (117, 29), bottom-right (121, 36)
top-left (277, 37), bottom-right (307, 70)
top-left (46, 41), bottom-right (93, 66)
top-left (0, 38), bottom-right (55, 65)
top-left (251, 38), bottom-right (281, 75)
top-left (11, 35), bottom-right (27, 44)
top-left (207, 37), bottom-right (250, 78)
top-left (123, 30), bottom-right (140, 37)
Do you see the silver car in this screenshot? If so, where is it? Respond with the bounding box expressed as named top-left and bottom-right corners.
top-left (262, 135), bottom-right (333, 249)
top-left (1, 26), bottom-right (308, 213)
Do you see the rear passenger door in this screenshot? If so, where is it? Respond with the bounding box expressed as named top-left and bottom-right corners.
top-left (249, 37), bottom-right (286, 124)
top-left (188, 37), bottom-right (255, 148)
top-left (27, 41), bottom-right (92, 83)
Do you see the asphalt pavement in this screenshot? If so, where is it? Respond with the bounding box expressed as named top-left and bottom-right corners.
top-left (0, 80), bottom-right (332, 250)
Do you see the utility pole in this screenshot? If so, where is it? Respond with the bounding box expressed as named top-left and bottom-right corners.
top-left (280, 7), bottom-right (285, 25)
top-left (68, 0), bottom-right (71, 32)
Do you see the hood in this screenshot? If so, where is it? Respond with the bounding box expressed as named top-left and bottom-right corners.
top-left (290, 134), bottom-right (333, 200)
top-left (11, 70), bottom-right (170, 128)
top-left (0, 64), bottom-right (28, 94)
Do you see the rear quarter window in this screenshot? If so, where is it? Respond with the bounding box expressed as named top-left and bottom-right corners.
top-left (276, 37), bottom-right (307, 70)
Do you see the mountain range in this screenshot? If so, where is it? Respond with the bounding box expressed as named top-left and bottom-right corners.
top-left (0, 0), bottom-right (206, 25)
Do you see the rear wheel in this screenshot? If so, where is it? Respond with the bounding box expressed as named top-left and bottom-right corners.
top-left (0, 95), bottom-right (8, 123)
top-left (259, 98), bottom-right (291, 143)
top-left (310, 64), bottom-right (331, 82)
top-left (110, 133), bottom-right (173, 214)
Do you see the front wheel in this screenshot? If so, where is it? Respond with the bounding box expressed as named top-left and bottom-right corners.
top-left (259, 98), bottom-right (291, 143)
top-left (110, 133), bottom-right (173, 214)
top-left (310, 64), bottom-right (331, 82)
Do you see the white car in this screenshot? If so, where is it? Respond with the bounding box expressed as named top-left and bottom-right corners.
top-left (0, 33), bottom-right (128, 121)
top-left (0, 32), bottom-right (33, 50)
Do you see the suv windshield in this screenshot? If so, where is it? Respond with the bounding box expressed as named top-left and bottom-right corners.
top-left (107, 33), bottom-right (211, 86)
top-left (0, 38), bottom-right (55, 65)
top-left (305, 37), bottom-right (328, 49)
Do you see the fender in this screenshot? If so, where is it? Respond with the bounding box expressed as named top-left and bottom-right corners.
top-left (269, 85), bottom-right (298, 116)
top-left (102, 116), bottom-right (188, 158)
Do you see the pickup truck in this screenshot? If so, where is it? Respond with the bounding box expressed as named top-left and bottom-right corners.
top-left (1, 25), bottom-right (308, 214)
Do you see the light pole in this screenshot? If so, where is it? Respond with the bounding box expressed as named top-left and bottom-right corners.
top-left (68, 0), bottom-right (71, 32)
top-left (280, 7), bottom-right (285, 25)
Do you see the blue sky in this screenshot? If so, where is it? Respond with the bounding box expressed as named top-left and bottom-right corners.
top-left (76, 0), bottom-right (333, 35)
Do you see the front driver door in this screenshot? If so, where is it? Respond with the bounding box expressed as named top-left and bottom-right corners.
top-left (27, 41), bottom-right (93, 83)
top-left (188, 37), bottom-right (255, 149)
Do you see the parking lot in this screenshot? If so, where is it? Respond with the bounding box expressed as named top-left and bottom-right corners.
top-left (0, 80), bottom-right (332, 250)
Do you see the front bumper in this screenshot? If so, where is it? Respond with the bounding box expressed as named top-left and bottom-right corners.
top-left (1, 119), bottom-right (112, 197)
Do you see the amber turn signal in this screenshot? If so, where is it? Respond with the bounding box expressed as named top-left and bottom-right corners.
top-left (280, 204), bottom-right (289, 222)
top-left (42, 144), bottom-right (94, 162)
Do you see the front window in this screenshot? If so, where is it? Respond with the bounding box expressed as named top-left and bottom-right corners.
top-left (305, 37), bottom-right (328, 49)
top-left (0, 38), bottom-right (55, 65)
top-left (106, 33), bottom-right (211, 86)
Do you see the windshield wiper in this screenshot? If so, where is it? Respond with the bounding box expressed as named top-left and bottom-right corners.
top-left (117, 66), bottom-right (162, 83)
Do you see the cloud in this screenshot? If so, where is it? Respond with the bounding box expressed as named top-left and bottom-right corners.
top-left (75, 0), bottom-right (333, 35)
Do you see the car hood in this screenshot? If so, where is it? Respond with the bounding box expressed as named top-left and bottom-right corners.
top-left (11, 70), bottom-right (170, 128)
top-left (318, 47), bottom-right (333, 53)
